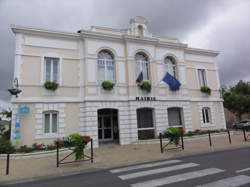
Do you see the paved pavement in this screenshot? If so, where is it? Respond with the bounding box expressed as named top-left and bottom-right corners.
top-left (2, 147), bottom-right (250, 187)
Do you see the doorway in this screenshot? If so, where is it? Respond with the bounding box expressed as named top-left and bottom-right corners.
top-left (98, 109), bottom-right (119, 142)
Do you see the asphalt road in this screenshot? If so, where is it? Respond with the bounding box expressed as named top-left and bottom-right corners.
top-left (2, 147), bottom-right (250, 187)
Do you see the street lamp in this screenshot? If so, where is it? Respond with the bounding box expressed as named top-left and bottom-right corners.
top-left (8, 78), bottom-right (22, 98)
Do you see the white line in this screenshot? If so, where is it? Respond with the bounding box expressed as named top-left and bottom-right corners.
top-left (196, 175), bottom-right (250, 187)
top-left (109, 160), bottom-right (181, 173)
top-left (236, 167), bottom-right (250, 173)
top-left (119, 163), bottom-right (199, 180)
top-left (131, 168), bottom-right (224, 187)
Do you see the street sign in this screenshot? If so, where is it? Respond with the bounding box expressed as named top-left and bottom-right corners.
top-left (19, 106), bottom-right (29, 114)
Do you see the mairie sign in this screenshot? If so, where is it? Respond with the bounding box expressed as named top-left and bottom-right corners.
top-left (136, 96), bottom-right (156, 101)
top-left (19, 106), bottom-right (30, 114)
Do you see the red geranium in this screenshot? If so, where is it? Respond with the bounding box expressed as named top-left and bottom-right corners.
top-left (82, 136), bottom-right (91, 142)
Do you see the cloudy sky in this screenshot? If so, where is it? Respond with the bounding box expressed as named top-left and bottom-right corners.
top-left (0, 0), bottom-right (249, 102)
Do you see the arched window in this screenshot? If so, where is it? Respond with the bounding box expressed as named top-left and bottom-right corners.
top-left (135, 52), bottom-right (149, 81)
top-left (138, 25), bottom-right (143, 37)
top-left (97, 50), bottom-right (115, 82)
top-left (164, 56), bottom-right (176, 78)
top-left (202, 107), bottom-right (212, 123)
top-left (43, 111), bottom-right (58, 134)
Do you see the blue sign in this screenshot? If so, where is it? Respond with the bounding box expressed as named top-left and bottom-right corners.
top-left (14, 115), bottom-right (21, 141)
top-left (19, 106), bottom-right (30, 114)
top-left (15, 122), bottom-right (20, 129)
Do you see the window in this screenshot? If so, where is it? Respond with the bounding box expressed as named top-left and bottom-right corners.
top-left (138, 25), bottom-right (143, 37)
top-left (44, 58), bottom-right (59, 83)
top-left (198, 69), bottom-right (207, 87)
top-left (97, 50), bottom-right (115, 82)
top-left (137, 108), bottom-right (155, 139)
top-left (43, 111), bottom-right (58, 134)
top-left (164, 57), bottom-right (176, 78)
top-left (202, 107), bottom-right (211, 123)
top-left (168, 108), bottom-right (182, 126)
top-left (135, 52), bottom-right (149, 81)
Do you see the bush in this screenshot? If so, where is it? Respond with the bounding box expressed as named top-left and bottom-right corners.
top-left (200, 86), bottom-right (211, 95)
top-left (32, 143), bottom-right (46, 151)
top-left (19, 145), bottom-right (34, 153)
top-left (101, 81), bottom-right (115, 90)
top-left (69, 134), bottom-right (87, 160)
top-left (184, 129), bottom-right (227, 137)
top-left (46, 144), bottom-right (56, 150)
top-left (0, 140), bottom-right (15, 154)
top-left (43, 81), bottom-right (59, 91)
top-left (163, 127), bottom-right (181, 146)
top-left (1, 129), bottom-right (10, 141)
top-left (138, 81), bottom-right (151, 92)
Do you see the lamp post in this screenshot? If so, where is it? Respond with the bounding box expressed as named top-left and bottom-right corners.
top-left (7, 78), bottom-right (22, 142)
top-left (8, 78), bottom-right (22, 98)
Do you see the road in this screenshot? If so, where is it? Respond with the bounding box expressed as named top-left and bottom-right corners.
top-left (2, 147), bottom-right (250, 187)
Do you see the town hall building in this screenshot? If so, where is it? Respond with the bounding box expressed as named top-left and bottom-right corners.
top-left (10, 16), bottom-right (226, 147)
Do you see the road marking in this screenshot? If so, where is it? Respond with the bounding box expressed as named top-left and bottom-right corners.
top-left (131, 168), bottom-right (224, 187)
top-left (109, 160), bottom-right (181, 173)
top-left (119, 163), bottom-right (199, 180)
top-left (236, 167), bottom-right (250, 173)
top-left (196, 175), bottom-right (250, 187)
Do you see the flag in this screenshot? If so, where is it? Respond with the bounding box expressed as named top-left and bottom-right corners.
top-left (162, 72), bottom-right (181, 91)
top-left (136, 72), bottom-right (143, 83)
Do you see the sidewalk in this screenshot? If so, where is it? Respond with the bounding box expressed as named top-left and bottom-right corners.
top-left (1, 132), bottom-right (250, 184)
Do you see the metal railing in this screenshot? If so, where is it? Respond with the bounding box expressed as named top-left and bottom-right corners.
top-left (159, 132), bottom-right (184, 153)
top-left (56, 139), bottom-right (94, 167)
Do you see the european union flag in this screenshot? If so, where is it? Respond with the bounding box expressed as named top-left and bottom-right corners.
top-left (162, 73), bottom-right (181, 91)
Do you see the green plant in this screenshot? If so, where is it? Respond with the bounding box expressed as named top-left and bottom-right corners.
top-left (101, 81), bottom-right (115, 90)
top-left (43, 81), bottom-right (59, 91)
top-left (0, 140), bottom-right (15, 154)
top-left (138, 81), bottom-right (151, 92)
top-left (19, 145), bottom-right (34, 153)
top-left (69, 134), bottom-right (87, 160)
top-left (200, 86), bottom-right (211, 95)
top-left (2, 129), bottom-right (11, 140)
top-left (46, 144), bottom-right (56, 150)
top-left (163, 127), bottom-right (181, 146)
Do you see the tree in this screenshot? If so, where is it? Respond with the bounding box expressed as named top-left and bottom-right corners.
top-left (223, 80), bottom-right (250, 121)
top-left (0, 109), bottom-right (12, 140)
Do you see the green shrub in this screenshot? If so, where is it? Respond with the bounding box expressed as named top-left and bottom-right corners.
top-left (163, 127), bottom-right (181, 146)
top-left (46, 144), bottom-right (57, 150)
top-left (0, 140), bottom-right (15, 154)
top-left (101, 81), bottom-right (115, 90)
top-left (69, 134), bottom-right (87, 160)
top-left (200, 86), bottom-right (211, 95)
top-left (43, 81), bottom-right (59, 91)
top-left (184, 129), bottom-right (227, 137)
top-left (1, 129), bottom-right (10, 140)
top-left (138, 81), bottom-right (151, 92)
top-left (19, 145), bottom-right (34, 153)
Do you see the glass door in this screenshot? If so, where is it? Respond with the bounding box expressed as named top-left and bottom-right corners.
top-left (98, 115), bottom-right (113, 141)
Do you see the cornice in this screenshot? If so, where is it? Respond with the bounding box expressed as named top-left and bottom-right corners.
top-left (11, 24), bottom-right (80, 39)
top-left (185, 47), bottom-right (219, 56)
top-left (11, 24), bottom-right (219, 54)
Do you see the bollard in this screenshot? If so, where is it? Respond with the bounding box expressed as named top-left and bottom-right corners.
top-left (6, 154), bottom-right (10, 175)
top-left (208, 131), bottom-right (212, 147)
top-left (56, 141), bottom-right (59, 167)
top-left (159, 133), bottom-right (163, 153)
top-left (91, 139), bottom-right (93, 163)
top-left (243, 127), bottom-right (247, 142)
top-left (227, 130), bottom-right (232, 144)
top-left (181, 133), bottom-right (184, 150)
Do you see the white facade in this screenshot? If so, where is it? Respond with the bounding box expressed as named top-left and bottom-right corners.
top-left (10, 17), bottom-right (226, 147)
